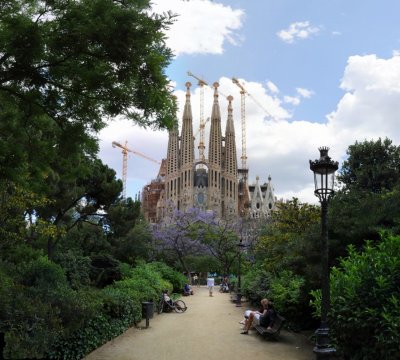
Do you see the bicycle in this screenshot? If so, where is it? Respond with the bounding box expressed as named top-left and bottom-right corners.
top-left (157, 296), bottom-right (187, 314)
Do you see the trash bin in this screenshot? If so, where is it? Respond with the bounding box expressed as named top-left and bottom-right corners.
top-left (142, 301), bottom-right (154, 327)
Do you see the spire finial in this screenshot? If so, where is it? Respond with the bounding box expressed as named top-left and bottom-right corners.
top-left (227, 95), bottom-right (233, 111)
top-left (185, 82), bottom-right (191, 97)
top-left (213, 82), bottom-right (219, 99)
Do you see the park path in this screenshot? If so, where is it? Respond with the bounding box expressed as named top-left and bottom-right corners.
top-left (84, 286), bottom-right (313, 360)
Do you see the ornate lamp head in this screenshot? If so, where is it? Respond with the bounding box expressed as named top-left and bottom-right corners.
top-left (309, 147), bottom-right (339, 203)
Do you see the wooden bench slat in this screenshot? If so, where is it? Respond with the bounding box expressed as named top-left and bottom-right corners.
top-left (255, 314), bottom-right (286, 339)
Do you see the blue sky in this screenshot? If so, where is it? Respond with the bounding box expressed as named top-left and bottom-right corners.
top-left (99, 0), bottom-right (400, 203)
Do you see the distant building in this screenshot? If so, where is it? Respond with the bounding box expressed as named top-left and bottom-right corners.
top-left (141, 159), bottom-right (166, 223)
top-left (141, 82), bottom-right (277, 223)
top-left (248, 175), bottom-right (277, 218)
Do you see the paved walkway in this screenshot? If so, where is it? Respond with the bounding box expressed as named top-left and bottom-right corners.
top-left (85, 286), bottom-right (314, 360)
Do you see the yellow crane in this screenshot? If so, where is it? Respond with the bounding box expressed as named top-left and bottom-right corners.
top-left (112, 141), bottom-right (161, 199)
top-left (232, 77), bottom-right (248, 172)
top-left (232, 77), bottom-right (273, 172)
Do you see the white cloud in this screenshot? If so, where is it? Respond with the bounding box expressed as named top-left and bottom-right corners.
top-left (152, 0), bottom-right (244, 56)
top-left (327, 54), bottom-right (400, 150)
top-left (296, 87), bottom-right (314, 98)
top-left (284, 95), bottom-right (300, 106)
top-left (277, 21), bottom-right (320, 44)
top-left (98, 54), bottom-right (400, 204)
top-left (266, 81), bottom-right (279, 94)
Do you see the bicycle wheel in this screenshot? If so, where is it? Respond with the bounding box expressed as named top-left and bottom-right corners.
top-left (174, 300), bottom-right (187, 313)
top-left (158, 300), bottom-right (164, 314)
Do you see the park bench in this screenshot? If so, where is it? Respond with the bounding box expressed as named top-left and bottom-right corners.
top-left (254, 313), bottom-right (286, 339)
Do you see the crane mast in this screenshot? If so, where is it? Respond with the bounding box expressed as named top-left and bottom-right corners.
top-left (112, 141), bottom-right (160, 200)
top-left (232, 77), bottom-right (248, 172)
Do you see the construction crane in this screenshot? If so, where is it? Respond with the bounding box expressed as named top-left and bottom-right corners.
top-left (232, 77), bottom-right (274, 170)
top-left (232, 77), bottom-right (248, 172)
top-left (112, 141), bottom-right (161, 200)
top-left (187, 71), bottom-right (207, 162)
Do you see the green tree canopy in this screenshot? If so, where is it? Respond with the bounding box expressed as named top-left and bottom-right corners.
top-left (338, 137), bottom-right (400, 193)
top-left (0, 0), bottom-right (176, 132)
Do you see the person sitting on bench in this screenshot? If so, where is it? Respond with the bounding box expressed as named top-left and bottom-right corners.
top-left (163, 290), bottom-right (173, 306)
top-left (183, 284), bottom-right (193, 296)
top-left (241, 299), bottom-right (275, 335)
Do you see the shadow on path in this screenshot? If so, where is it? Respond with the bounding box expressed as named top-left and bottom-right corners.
top-left (85, 287), bottom-right (314, 360)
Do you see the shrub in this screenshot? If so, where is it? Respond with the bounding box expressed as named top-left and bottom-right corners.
top-left (311, 233), bottom-right (400, 359)
top-left (47, 287), bottom-right (138, 360)
top-left (89, 254), bottom-right (122, 288)
top-left (54, 251), bottom-right (91, 289)
top-left (241, 266), bottom-right (272, 304)
top-left (147, 261), bottom-right (187, 292)
top-left (269, 270), bottom-right (305, 321)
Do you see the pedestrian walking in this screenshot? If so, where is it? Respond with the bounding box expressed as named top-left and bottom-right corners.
top-left (207, 276), bottom-right (215, 297)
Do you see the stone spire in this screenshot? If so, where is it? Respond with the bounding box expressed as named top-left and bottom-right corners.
top-left (166, 118), bottom-right (179, 177)
top-left (180, 82), bottom-right (194, 166)
top-left (208, 82), bottom-right (222, 167)
top-left (223, 95), bottom-right (238, 217)
top-left (180, 82), bottom-right (195, 211)
top-left (208, 82), bottom-right (223, 216)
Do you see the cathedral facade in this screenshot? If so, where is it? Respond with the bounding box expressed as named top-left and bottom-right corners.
top-left (141, 81), bottom-right (277, 222)
top-left (160, 81), bottom-right (238, 219)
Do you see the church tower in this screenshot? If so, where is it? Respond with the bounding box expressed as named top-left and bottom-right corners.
top-left (165, 117), bottom-right (180, 215)
top-left (223, 95), bottom-right (238, 218)
top-left (179, 82), bottom-right (195, 212)
top-left (207, 82), bottom-right (223, 217)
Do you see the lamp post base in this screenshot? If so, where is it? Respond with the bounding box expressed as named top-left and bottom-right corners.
top-left (313, 327), bottom-right (336, 359)
top-left (236, 293), bottom-right (242, 307)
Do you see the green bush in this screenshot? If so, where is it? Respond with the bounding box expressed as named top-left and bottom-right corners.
top-left (147, 261), bottom-right (187, 292)
top-left (54, 251), bottom-right (91, 289)
top-left (311, 234), bottom-right (400, 359)
top-left (47, 262), bottom-right (182, 359)
top-left (47, 287), bottom-right (138, 360)
top-left (241, 266), bottom-right (272, 304)
top-left (2, 256), bottom-right (75, 358)
top-left (2, 258), bottom-right (184, 359)
top-left (269, 270), bottom-right (305, 321)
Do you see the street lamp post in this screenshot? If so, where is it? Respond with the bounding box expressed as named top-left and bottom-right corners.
top-left (310, 147), bottom-right (338, 360)
top-left (236, 238), bottom-right (246, 307)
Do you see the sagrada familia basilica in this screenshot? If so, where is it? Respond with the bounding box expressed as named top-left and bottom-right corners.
top-left (141, 82), bottom-right (277, 223)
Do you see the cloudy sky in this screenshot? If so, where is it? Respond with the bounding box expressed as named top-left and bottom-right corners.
top-left (99, 0), bottom-right (400, 204)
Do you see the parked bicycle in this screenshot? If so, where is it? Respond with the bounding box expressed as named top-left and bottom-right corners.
top-left (158, 292), bottom-right (187, 314)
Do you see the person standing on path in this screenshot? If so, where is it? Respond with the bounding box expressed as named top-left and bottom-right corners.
top-left (207, 276), bottom-right (215, 296)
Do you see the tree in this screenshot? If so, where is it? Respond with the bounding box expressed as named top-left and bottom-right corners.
top-left (0, 0), bottom-right (176, 133)
top-left (338, 138), bottom-right (400, 193)
top-left (151, 208), bottom-right (209, 274)
top-left (256, 198), bottom-right (320, 274)
top-left (193, 216), bottom-right (242, 275)
top-left (0, 0), bottom-right (178, 257)
top-left (32, 157), bottom-right (122, 258)
top-left (329, 138), bottom-right (400, 256)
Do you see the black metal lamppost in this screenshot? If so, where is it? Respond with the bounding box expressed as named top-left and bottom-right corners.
top-left (310, 147), bottom-right (338, 359)
top-left (236, 237), bottom-right (246, 307)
